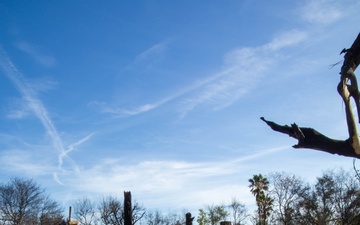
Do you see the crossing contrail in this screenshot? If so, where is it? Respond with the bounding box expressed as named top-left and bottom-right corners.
top-left (0, 46), bottom-right (92, 185)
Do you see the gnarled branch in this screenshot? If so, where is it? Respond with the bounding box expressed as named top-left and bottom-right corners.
top-left (261, 117), bottom-right (357, 158)
top-left (262, 33), bottom-right (360, 159)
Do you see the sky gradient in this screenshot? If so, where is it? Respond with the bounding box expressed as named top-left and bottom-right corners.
top-left (1, 0), bottom-right (360, 222)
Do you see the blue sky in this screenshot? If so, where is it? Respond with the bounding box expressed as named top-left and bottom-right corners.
top-left (1, 0), bottom-right (360, 221)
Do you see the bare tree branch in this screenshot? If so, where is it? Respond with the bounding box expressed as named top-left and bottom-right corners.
top-left (262, 33), bottom-right (360, 159)
top-left (261, 117), bottom-right (359, 158)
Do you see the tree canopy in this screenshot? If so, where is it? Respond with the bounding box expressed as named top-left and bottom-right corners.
top-left (0, 177), bottom-right (64, 225)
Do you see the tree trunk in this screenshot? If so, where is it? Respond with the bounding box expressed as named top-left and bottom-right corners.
top-left (124, 191), bottom-right (132, 225)
top-left (186, 212), bottom-right (194, 225)
top-left (220, 222), bottom-right (231, 225)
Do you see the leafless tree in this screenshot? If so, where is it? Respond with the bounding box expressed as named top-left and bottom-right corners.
top-left (144, 210), bottom-right (164, 225)
top-left (74, 197), bottom-right (98, 225)
top-left (39, 196), bottom-right (64, 225)
top-left (0, 177), bottom-right (64, 225)
top-left (163, 211), bottom-right (185, 225)
top-left (98, 195), bottom-right (145, 225)
top-left (144, 210), bottom-right (185, 225)
top-left (99, 196), bottom-right (123, 225)
top-left (286, 169), bottom-right (360, 225)
top-left (269, 172), bottom-right (306, 225)
top-left (228, 198), bottom-right (248, 225)
top-left (329, 169), bottom-right (360, 224)
top-left (131, 199), bottom-right (146, 225)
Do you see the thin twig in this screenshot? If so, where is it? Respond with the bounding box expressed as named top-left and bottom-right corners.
top-left (352, 158), bottom-right (360, 182)
top-left (329, 60), bottom-right (343, 69)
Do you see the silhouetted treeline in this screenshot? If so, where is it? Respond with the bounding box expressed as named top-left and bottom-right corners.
top-left (0, 168), bottom-right (359, 225)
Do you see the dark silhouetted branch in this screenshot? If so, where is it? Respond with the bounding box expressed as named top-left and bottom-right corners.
top-left (260, 117), bottom-right (359, 158)
top-left (262, 33), bottom-right (360, 159)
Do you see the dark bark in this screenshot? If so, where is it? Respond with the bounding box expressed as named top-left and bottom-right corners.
top-left (260, 117), bottom-right (359, 158)
top-left (220, 222), bottom-right (232, 225)
top-left (262, 33), bottom-right (360, 159)
top-left (124, 191), bottom-right (132, 225)
top-left (186, 213), bottom-right (194, 225)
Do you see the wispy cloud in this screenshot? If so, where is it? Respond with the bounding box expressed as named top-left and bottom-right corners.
top-left (301, 1), bottom-right (341, 24)
top-left (134, 41), bottom-right (168, 63)
top-left (0, 149), bottom-right (55, 176)
top-left (89, 100), bottom-right (166, 117)
top-left (6, 97), bottom-right (32, 119)
top-left (55, 145), bottom-right (288, 209)
top-left (0, 46), bottom-right (92, 184)
top-left (178, 30), bottom-right (308, 116)
top-left (5, 77), bottom-right (57, 120)
top-left (94, 30), bottom-right (308, 118)
top-left (0, 48), bottom-right (64, 152)
top-left (298, 0), bottom-right (360, 25)
top-left (263, 30), bottom-right (308, 51)
top-left (57, 133), bottom-right (95, 172)
top-left (15, 41), bottom-right (56, 67)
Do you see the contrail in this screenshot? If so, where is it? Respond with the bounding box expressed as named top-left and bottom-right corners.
top-left (58, 132), bottom-right (95, 171)
top-left (0, 46), bottom-right (92, 184)
top-left (0, 47), bottom-right (65, 152)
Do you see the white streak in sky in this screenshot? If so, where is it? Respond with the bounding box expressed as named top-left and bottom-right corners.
top-left (58, 133), bottom-right (95, 171)
top-left (264, 30), bottom-right (308, 51)
top-left (134, 42), bottom-right (167, 62)
top-left (97, 30), bottom-right (308, 118)
top-left (0, 46), bottom-right (92, 185)
top-left (16, 41), bottom-right (56, 67)
top-left (6, 98), bottom-right (32, 119)
top-left (57, 145), bottom-right (289, 200)
top-left (178, 30), bottom-right (308, 116)
top-left (300, 0), bottom-right (360, 26)
top-left (90, 68), bottom-right (235, 117)
top-left (0, 47), bottom-right (65, 154)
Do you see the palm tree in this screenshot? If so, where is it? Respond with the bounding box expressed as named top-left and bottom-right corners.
top-left (259, 192), bottom-right (273, 225)
top-left (249, 174), bottom-right (272, 225)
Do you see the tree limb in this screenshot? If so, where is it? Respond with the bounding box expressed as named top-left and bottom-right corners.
top-left (260, 117), bottom-right (359, 158)
top-left (262, 33), bottom-right (360, 159)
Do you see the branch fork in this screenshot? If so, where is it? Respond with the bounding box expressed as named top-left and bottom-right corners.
top-left (262, 33), bottom-right (360, 158)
